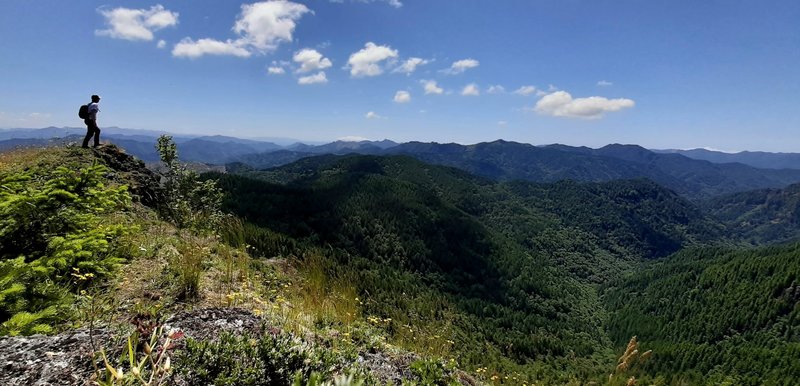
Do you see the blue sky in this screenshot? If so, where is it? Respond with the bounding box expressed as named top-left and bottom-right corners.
top-left (1, 1), bottom-right (798, 151)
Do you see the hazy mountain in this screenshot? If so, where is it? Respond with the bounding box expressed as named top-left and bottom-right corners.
top-left (0, 126), bottom-right (178, 141)
top-left (549, 143), bottom-right (800, 197)
top-left (232, 140), bottom-right (399, 168)
top-left (383, 141), bottom-right (800, 199)
top-left (0, 127), bottom-right (85, 140)
top-left (655, 148), bottom-right (800, 170)
top-left (192, 135), bottom-right (281, 152)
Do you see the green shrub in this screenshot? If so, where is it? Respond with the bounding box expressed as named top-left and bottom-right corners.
top-left (176, 330), bottom-right (360, 385)
top-left (0, 163), bottom-right (130, 335)
top-left (409, 358), bottom-right (460, 386)
top-left (156, 135), bottom-right (224, 233)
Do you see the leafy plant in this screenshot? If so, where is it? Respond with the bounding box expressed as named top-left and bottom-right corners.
top-left (155, 135), bottom-right (224, 233)
top-left (175, 330), bottom-right (359, 385)
top-left (93, 325), bottom-right (183, 386)
top-left (409, 358), bottom-right (460, 386)
top-left (0, 162), bottom-right (130, 335)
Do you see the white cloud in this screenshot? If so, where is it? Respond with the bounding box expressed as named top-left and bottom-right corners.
top-left (365, 111), bottom-right (384, 119)
top-left (331, 0), bottom-right (402, 8)
top-left (293, 48), bottom-right (332, 73)
top-left (487, 85), bottom-right (505, 94)
top-left (96, 5), bottom-right (179, 41)
top-left (234, 1), bottom-right (311, 53)
top-left (347, 42), bottom-right (398, 77)
top-left (533, 91), bottom-right (635, 119)
top-left (172, 38), bottom-right (251, 59)
top-left (173, 1), bottom-right (310, 58)
top-left (268, 66), bottom-right (286, 75)
top-left (393, 57), bottom-right (429, 75)
top-left (297, 71), bottom-right (328, 85)
top-left (337, 135), bottom-right (370, 141)
top-left (443, 58), bottom-right (479, 74)
top-left (157, 40), bottom-right (167, 49)
top-left (394, 90), bottom-right (411, 103)
top-left (514, 85), bottom-right (537, 96)
top-left (498, 120), bottom-right (507, 126)
top-left (461, 83), bottom-right (480, 96)
top-left (421, 80), bottom-right (443, 95)
top-left (597, 80), bottom-right (613, 87)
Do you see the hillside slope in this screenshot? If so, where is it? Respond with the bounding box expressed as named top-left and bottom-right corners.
top-left (702, 183), bottom-right (800, 245)
top-left (212, 153), bottom-right (726, 382)
top-left (604, 243), bottom-right (800, 385)
top-left (0, 145), bottom-right (482, 385)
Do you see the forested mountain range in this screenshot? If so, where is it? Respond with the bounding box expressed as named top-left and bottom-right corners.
top-left (702, 183), bottom-right (800, 245)
top-left (4, 128), bottom-right (800, 201)
top-left (205, 152), bottom-right (800, 383)
top-left (2, 140), bottom-right (799, 384)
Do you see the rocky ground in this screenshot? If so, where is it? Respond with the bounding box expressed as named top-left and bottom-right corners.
top-left (0, 308), bottom-right (476, 385)
top-left (0, 309), bottom-right (262, 386)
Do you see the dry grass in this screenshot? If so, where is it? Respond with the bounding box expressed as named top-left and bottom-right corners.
top-left (0, 147), bottom-right (49, 173)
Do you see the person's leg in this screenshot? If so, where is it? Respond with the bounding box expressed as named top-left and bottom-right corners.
top-left (82, 120), bottom-right (93, 148)
top-left (92, 124), bottom-right (101, 147)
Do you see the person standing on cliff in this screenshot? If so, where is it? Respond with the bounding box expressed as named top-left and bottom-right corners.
top-left (82, 94), bottom-right (101, 148)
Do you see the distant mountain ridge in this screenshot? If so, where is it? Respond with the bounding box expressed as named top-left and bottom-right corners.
top-left (381, 141), bottom-right (800, 200)
top-left (4, 128), bottom-right (800, 200)
top-left (655, 148), bottom-right (800, 170)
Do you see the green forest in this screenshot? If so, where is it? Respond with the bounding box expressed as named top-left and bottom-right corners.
top-left (1, 146), bottom-right (798, 385)
top-left (207, 153), bottom-right (800, 384)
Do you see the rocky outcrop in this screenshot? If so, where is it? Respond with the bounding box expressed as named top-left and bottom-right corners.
top-left (0, 328), bottom-right (113, 386)
top-left (0, 308), bottom-right (260, 386)
top-left (92, 144), bottom-right (164, 208)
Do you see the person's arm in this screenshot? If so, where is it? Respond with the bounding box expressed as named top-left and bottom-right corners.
top-left (88, 104), bottom-right (99, 121)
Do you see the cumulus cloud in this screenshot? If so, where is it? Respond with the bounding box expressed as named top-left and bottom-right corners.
top-left (365, 111), bottom-right (384, 119)
top-left (443, 58), bottom-right (479, 74)
top-left (461, 83), bottom-right (480, 96)
top-left (293, 48), bottom-right (332, 73)
top-left (421, 80), bottom-right (443, 95)
top-left (487, 85), bottom-right (505, 94)
top-left (297, 71), bottom-right (328, 85)
top-left (597, 80), bottom-right (613, 87)
top-left (96, 5), bottom-right (179, 41)
top-left (514, 85), bottom-right (537, 96)
top-left (347, 42), bottom-right (398, 77)
top-left (157, 40), bottom-right (167, 49)
top-left (173, 1), bottom-right (310, 58)
top-left (173, 38), bottom-right (251, 58)
top-left (533, 91), bottom-right (635, 119)
top-left (394, 90), bottom-right (411, 103)
top-left (268, 60), bottom-right (290, 74)
top-left (393, 57), bottom-right (429, 75)
top-left (234, 1), bottom-right (311, 52)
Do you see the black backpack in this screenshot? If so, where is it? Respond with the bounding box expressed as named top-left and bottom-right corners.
top-left (78, 104), bottom-right (89, 119)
